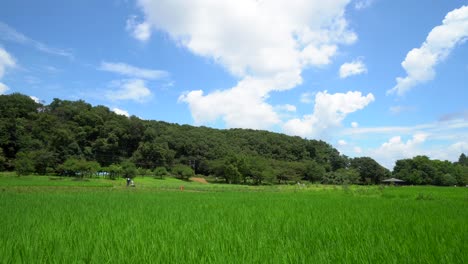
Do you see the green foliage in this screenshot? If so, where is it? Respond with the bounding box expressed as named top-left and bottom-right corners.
top-left (14, 152), bottom-right (35, 176)
top-left (304, 160), bottom-right (326, 182)
top-left (106, 164), bottom-right (122, 180)
top-left (457, 153), bottom-right (468, 166)
top-left (393, 156), bottom-right (467, 186)
top-left (121, 160), bottom-right (137, 179)
top-left (440, 174), bottom-right (457, 186)
top-left (0, 148), bottom-right (6, 171)
top-left (58, 158), bottom-right (101, 177)
top-left (3, 93), bottom-right (463, 187)
top-left (322, 168), bottom-right (360, 185)
top-left (350, 157), bottom-right (388, 184)
top-left (171, 164), bottom-right (194, 179)
top-left (153, 167), bottom-right (169, 179)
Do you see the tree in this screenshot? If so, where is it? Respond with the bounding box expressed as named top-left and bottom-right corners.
top-left (440, 174), bottom-right (457, 186)
top-left (14, 152), bottom-right (35, 176)
top-left (0, 148), bottom-right (6, 171)
top-left (153, 167), bottom-right (169, 179)
top-left (322, 168), bottom-right (359, 185)
top-left (223, 163), bottom-right (241, 184)
top-left (171, 164), bottom-right (194, 180)
top-left (121, 160), bottom-right (137, 179)
top-left (350, 157), bottom-right (388, 184)
top-left (304, 160), bottom-right (326, 183)
top-left (458, 153), bottom-right (468, 166)
top-left (107, 164), bottom-right (122, 180)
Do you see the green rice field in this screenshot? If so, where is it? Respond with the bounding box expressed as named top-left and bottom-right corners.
top-left (0, 174), bottom-right (467, 263)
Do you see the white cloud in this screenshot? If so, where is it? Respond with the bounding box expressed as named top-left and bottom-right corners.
top-left (277, 104), bottom-right (297, 112)
top-left (100, 62), bottom-right (168, 80)
top-left (354, 0), bottom-right (374, 10)
top-left (300, 92), bottom-right (315, 104)
top-left (339, 59), bottom-right (367, 78)
top-left (351, 121), bottom-right (359, 128)
top-left (389, 105), bottom-right (416, 115)
top-left (0, 22), bottom-right (73, 59)
top-left (369, 134), bottom-right (428, 168)
top-left (29, 96), bottom-right (40, 103)
top-left (0, 47), bottom-right (16, 78)
top-left (0, 82), bottom-right (9, 94)
top-left (283, 90), bottom-right (374, 138)
top-left (0, 47), bottom-right (16, 94)
top-left (137, 0), bottom-right (357, 129)
top-left (106, 79), bottom-right (152, 102)
top-left (178, 76), bottom-right (288, 129)
top-left (126, 16), bottom-right (152, 42)
top-left (112, 107), bottom-right (130, 117)
top-left (388, 5), bottom-right (468, 96)
top-left (342, 119), bottom-right (468, 138)
top-left (338, 139), bottom-right (347, 146)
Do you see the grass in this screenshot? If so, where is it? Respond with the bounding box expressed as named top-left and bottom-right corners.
top-left (0, 173), bottom-right (467, 263)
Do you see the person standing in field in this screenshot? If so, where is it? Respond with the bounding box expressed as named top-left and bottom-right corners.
top-left (126, 177), bottom-right (131, 187)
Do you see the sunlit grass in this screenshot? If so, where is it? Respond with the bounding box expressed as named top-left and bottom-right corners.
top-left (0, 174), bottom-right (466, 263)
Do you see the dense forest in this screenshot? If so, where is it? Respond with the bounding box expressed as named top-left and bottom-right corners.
top-left (0, 93), bottom-right (466, 185)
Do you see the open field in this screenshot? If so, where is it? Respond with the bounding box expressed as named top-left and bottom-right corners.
top-left (0, 174), bottom-right (467, 263)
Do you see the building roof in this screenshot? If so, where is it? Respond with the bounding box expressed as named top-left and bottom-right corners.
top-left (382, 178), bottom-right (405, 182)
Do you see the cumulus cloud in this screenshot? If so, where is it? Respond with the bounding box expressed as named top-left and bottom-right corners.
top-left (100, 62), bottom-right (168, 80)
top-left (369, 134), bottom-right (428, 168)
top-left (388, 5), bottom-right (468, 96)
top-left (29, 96), bottom-right (40, 103)
top-left (0, 82), bottom-right (9, 94)
top-left (106, 79), bottom-right (152, 102)
top-left (351, 121), bottom-right (359, 128)
top-left (112, 107), bottom-right (130, 117)
top-left (338, 139), bottom-right (347, 146)
top-left (339, 59), bottom-right (367, 78)
top-left (283, 90), bottom-right (375, 138)
top-left (136, 0), bottom-right (358, 129)
top-left (178, 76), bottom-right (287, 129)
top-left (126, 16), bottom-right (152, 42)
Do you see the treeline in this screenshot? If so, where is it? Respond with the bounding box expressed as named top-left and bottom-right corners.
top-left (0, 93), bottom-right (466, 186)
top-left (393, 155), bottom-right (467, 186)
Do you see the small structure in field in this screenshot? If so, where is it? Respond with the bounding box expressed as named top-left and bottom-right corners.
top-left (382, 178), bottom-right (405, 185)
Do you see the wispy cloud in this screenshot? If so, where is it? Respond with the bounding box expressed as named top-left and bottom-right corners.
top-left (99, 62), bottom-right (168, 80)
top-left (439, 110), bottom-right (468, 121)
top-left (342, 119), bottom-right (468, 141)
top-left (0, 47), bottom-right (16, 94)
top-left (300, 92), bottom-right (315, 104)
top-left (0, 22), bottom-right (73, 59)
top-left (354, 0), bottom-right (374, 10)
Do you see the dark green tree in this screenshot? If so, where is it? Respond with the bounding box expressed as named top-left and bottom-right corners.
top-left (14, 152), bottom-right (35, 176)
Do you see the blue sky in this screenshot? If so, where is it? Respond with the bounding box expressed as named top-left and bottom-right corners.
top-left (0, 0), bottom-right (467, 168)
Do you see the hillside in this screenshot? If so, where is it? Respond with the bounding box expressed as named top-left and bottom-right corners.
top-left (1, 93), bottom-right (466, 186)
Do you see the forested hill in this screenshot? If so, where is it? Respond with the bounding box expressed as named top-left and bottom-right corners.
top-left (1, 93), bottom-right (466, 186)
